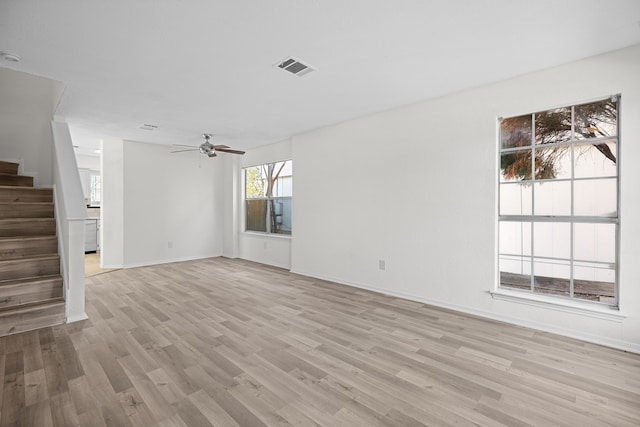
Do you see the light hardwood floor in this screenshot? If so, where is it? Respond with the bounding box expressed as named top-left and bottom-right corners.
top-left (1, 257), bottom-right (639, 426)
top-left (84, 252), bottom-right (118, 277)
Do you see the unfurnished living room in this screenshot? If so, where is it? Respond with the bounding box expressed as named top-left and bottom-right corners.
top-left (1, 1), bottom-right (640, 426)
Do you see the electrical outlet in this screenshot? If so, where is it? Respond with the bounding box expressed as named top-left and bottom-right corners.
top-left (379, 260), bottom-right (386, 270)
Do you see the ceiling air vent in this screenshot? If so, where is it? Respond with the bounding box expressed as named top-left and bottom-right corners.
top-left (275, 57), bottom-right (316, 77)
top-left (139, 124), bottom-right (158, 131)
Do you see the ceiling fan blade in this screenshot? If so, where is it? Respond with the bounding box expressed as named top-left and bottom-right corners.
top-left (212, 144), bottom-right (230, 149)
top-left (170, 149), bottom-right (199, 153)
top-left (215, 148), bottom-right (246, 155)
top-left (207, 152), bottom-right (217, 158)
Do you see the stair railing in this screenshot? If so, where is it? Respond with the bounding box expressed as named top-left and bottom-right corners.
top-left (51, 120), bottom-right (88, 322)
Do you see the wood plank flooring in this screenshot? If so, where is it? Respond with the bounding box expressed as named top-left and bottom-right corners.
top-left (1, 257), bottom-right (638, 426)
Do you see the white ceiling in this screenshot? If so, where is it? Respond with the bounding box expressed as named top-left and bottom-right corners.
top-left (1, 0), bottom-right (640, 153)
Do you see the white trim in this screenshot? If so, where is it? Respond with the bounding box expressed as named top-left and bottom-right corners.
top-left (290, 269), bottom-right (640, 354)
top-left (67, 312), bottom-right (89, 323)
top-left (122, 254), bottom-right (222, 269)
top-left (240, 231), bottom-right (292, 240)
top-left (489, 288), bottom-right (625, 321)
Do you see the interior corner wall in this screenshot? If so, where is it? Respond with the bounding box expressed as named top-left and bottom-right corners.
top-left (290, 44), bottom-right (640, 351)
top-left (237, 139), bottom-right (293, 269)
top-left (0, 67), bottom-right (61, 186)
top-left (122, 140), bottom-right (224, 267)
top-left (222, 155), bottom-right (239, 259)
top-left (101, 138), bottom-right (124, 268)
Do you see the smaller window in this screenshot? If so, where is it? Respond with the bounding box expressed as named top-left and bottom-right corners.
top-left (90, 173), bottom-right (101, 206)
top-left (244, 160), bottom-right (292, 235)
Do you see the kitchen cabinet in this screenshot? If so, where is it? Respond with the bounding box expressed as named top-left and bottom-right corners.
top-left (85, 219), bottom-right (98, 253)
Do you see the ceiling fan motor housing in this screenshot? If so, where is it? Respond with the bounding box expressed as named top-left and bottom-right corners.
top-left (199, 142), bottom-right (214, 154)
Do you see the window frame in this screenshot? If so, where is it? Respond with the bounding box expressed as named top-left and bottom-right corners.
top-left (496, 95), bottom-right (620, 308)
top-left (243, 160), bottom-right (292, 236)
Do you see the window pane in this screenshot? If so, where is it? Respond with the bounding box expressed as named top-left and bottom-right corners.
top-left (574, 223), bottom-right (615, 263)
top-left (90, 174), bottom-right (101, 204)
top-left (574, 142), bottom-right (617, 178)
top-left (245, 166), bottom-right (266, 198)
top-left (501, 115), bottom-right (532, 149)
top-left (574, 261), bottom-right (615, 302)
top-left (575, 98), bottom-right (617, 140)
top-left (574, 178), bottom-right (616, 217)
top-left (534, 145), bottom-right (571, 180)
top-left (245, 199), bottom-right (267, 232)
top-left (271, 198), bottom-right (292, 235)
top-left (500, 183), bottom-right (532, 215)
top-left (533, 181), bottom-right (571, 216)
top-left (500, 221), bottom-right (531, 256)
top-left (534, 222), bottom-right (570, 259)
top-left (535, 108), bottom-right (571, 145)
top-left (500, 256), bottom-right (531, 291)
top-left (533, 258), bottom-right (570, 297)
top-left (500, 150), bottom-right (532, 181)
top-left (273, 176), bottom-right (292, 197)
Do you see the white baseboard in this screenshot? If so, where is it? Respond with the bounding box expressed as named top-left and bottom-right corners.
top-left (123, 253), bottom-right (223, 269)
top-left (290, 269), bottom-right (640, 355)
top-left (67, 312), bottom-right (89, 323)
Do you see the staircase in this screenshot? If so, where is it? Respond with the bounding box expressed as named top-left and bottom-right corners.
top-left (0, 160), bottom-right (65, 336)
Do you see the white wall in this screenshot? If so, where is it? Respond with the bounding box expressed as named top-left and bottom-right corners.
top-left (238, 140), bottom-right (292, 269)
top-left (101, 138), bottom-right (124, 268)
top-left (76, 154), bottom-right (100, 170)
top-left (0, 67), bottom-right (63, 185)
top-left (290, 44), bottom-right (640, 352)
top-left (122, 141), bottom-right (224, 267)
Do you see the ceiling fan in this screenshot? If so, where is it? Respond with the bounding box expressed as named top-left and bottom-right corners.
top-left (171, 133), bottom-right (245, 157)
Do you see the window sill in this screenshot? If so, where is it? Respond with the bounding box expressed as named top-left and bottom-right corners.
top-left (489, 288), bottom-right (626, 322)
top-left (240, 231), bottom-right (292, 240)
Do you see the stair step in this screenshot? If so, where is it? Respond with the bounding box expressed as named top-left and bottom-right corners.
top-left (0, 173), bottom-right (33, 187)
top-left (0, 255), bottom-right (60, 281)
top-left (0, 185), bottom-right (53, 203)
top-left (0, 202), bottom-right (54, 219)
top-left (0, 275), bottom-right (63, 309)
top-left (0, 218), bottom-right (56, 237)
top-left (0, 161), bottom-right (19, 175)
top-left (0, 298), bottom-right (65, 336)
top-left (0, 236), bottom-right (58, 260)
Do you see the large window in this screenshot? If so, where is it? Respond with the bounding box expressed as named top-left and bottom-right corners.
top-left (498, 96), bottom-right (619, 306)
top-left (244, 160), bottom-right (292, 235)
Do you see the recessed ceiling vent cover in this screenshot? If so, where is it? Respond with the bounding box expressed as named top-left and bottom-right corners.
top-left (275, 57), bottom-right (316, 77)
top-left (139, 124), bottom-right (158, 131)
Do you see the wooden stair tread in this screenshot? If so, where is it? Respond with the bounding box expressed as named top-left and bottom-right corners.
top-left (0, 253), bottom-right (59, 262)
top-left (0, 235), bottom-right (57, 242)
top-left (0, 186), bottom-right (53, 203)
top-left (0, 202), bottom-right (54, 205)
top-left (0, 218), bottom-right (57, 237)
top-left (0, 297), bottom-right (65, 315)
top-left (0, 161), bottom-right (19, 175)
top-left (0, 218), bottom-right (56, 223)
top-left (0, 274), bottom-right (62, 287)
top-left (0, 185), bottom-right (51, 191)
top-left (0, 173), bottom-right (34, 187)
top-left (0, 202), bottom-right (55, 219)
